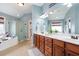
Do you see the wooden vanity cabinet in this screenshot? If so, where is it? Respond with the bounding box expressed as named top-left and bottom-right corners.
top-left (45, 37), bottom-right (53, 56)
top-left (40, 35), bottom-right (45, 54)
top-left (36, 34), bottom-right (40, 49)
top-left (53, 39), bottom-right (65, 56)
top-left (65, 43), bottom-right (79, 56)
top-left (34, 34), bottom-right (79, 56)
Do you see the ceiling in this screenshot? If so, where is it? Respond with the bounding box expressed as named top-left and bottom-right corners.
top-left (0, 3), bottom-right (32, 18)
top-left (0, 3), bottom-right (71, 19)
top-left (0, 3), bottom-right (44, 18)
top-left (33, 3), bottom-right (44, 6)
top-left (45, 3), bottom-right (71, 20)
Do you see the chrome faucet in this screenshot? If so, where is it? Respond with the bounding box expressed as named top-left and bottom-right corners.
top-left (71, 35), bottom-right (78, 39)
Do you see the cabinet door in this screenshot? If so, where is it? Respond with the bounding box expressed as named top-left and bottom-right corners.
top-left (45, 37), bottom-right (53, 48)
top-left (45, 37), bottom-right (53, 56)
top-left (36, 35), bottom-right (40, 49)
top-left (65, 42), bottom-right (79, 54)
top-left (40, 36), bottom-right (45, 54)
top-left (54, 45), bottom-right (64, 56)
top-left (66, 50), bottom-right (79, 56)
top-left (33, 34), bottom-right (37, 47)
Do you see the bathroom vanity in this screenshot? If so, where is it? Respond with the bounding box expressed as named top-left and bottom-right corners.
top-left (33, 33), bottom-right (79, 56)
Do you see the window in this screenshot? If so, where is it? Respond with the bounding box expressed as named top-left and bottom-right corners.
top-left (51, 25), bottom-right (62, 33)
top-left (0, 17), bottom-right (5, 35)
top-left (51, 20), bottom-right (62, 33)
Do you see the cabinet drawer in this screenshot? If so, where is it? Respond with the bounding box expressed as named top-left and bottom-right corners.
top-left (45, 41), bottom-right (53, 48)
top-left (40, 39), bottom-right (44, 42)
top-left (40, 43), bottom-right (44, 47)
top-left (45, 45), bottom-right (52, 54)
top-left (40, 40), bottom-right (44, 44)
top-left (54, 45), bottom-right (64, 56)
top-left (53, 39), bottom-right (64, 48)
top-left (45, 37), bottom-right (53, 43)
top-left (66, 43), bottom-right (79, 54)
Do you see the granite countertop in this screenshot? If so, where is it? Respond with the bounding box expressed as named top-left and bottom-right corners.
top-left (34, 33), bottom-right (79, 45)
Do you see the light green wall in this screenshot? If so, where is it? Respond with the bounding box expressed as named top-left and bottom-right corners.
top-left (32, 5), bottom-right (50, 34)
top-left (0, 12), bottom-right (18, 34)
top-left (32, 5), bottom-right (43, 34)
top-left (16, 19), bottom-right (28, 41)
top-left (18, 13), bottom-right (32, 41)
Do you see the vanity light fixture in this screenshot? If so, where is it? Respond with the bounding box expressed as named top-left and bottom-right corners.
top-left (17, 3), bottom-right (24, 6)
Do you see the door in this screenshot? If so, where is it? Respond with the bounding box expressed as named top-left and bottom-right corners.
top-left (16, 20), bottom-right (24, 41)
top-left (28, 19), bottom-right (32, 40)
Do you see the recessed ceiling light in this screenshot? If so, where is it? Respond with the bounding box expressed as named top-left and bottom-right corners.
top-left (49, 12), bottom-right (53, 14)
top-left (67, 3), bottom-right (72, 7)
top-left (63, 3), bottom-right (72, 7)
top-left (56, 17), bottom-right (58, 18)
top-left (17, 14), bottom-right (20, 16)
top-left (17, 3), bottom-right (24, 6)
top-left (63, 3), bottom-right (68, 5)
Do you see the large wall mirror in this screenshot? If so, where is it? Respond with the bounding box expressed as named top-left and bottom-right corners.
top-left (49, 20), bottom-right (63, 33)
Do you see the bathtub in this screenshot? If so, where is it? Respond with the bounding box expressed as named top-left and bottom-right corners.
top-left (0, 36), bottom-right (18, 51)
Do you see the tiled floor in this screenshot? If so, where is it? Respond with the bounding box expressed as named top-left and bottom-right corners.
top-left (28, 48), bottom-right (44, 56)
top-left (0, 40), bottom-right (43, 56)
